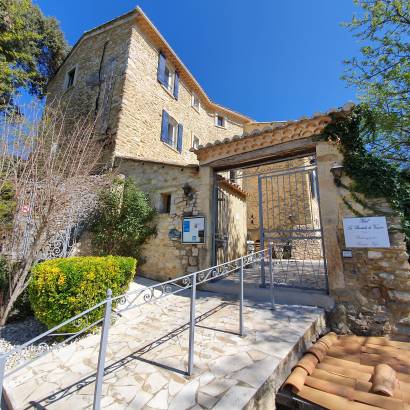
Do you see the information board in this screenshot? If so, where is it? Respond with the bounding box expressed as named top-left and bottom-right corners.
top-left (343, 216), bottom-right (390, 248)
top-left (182, 217), bottom-right (205, 244)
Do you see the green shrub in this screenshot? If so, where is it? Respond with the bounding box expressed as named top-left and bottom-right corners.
top-left (29, 256), bottom-right (136, 332)
top-left (90, 178), bottom-right (157, 259)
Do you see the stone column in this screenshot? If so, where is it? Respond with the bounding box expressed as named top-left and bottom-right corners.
top-left (316, 141), bottom-right (345, 294)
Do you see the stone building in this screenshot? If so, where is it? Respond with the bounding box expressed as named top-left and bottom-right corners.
top-left (47, 7), bottom-right (409, 335)
top-left (46, 7), bottom-right (251, 279)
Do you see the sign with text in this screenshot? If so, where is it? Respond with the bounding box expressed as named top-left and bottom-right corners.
top-left (182, 217), bottom-right (205, 244)
top-left (343, 216), bottom-right (390, 248)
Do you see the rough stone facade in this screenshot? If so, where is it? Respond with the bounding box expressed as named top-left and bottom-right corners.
top-left (115, 25), bottom-right (245, 166)
top-left (117, 159), bottom-right (246, 280)
top-left (46, 18), bottom-right (134, 165)
top-left (46, 8), bottom-right (250, 280)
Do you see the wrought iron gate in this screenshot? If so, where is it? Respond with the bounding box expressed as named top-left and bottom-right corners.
top-left (258, 164), bottom-right (328, 291)
top-left (215, 186), bottom-right (230, 264)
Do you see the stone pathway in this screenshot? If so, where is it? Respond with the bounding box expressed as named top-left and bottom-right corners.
top-left (4, 281), bottom-right (325, 409)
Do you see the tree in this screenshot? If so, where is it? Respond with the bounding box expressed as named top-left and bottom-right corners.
top-left (0, 0), bottom-right (68, 111)
top-left (0, 101), bottom-right (106, 325)
top-left (343, 0), bottom-right (409, 166)
top-left (90, 178), bottom-right (157, 259)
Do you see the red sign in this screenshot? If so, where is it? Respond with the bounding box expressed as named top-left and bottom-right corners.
top-left (21, 205), bottom-right (30, 214)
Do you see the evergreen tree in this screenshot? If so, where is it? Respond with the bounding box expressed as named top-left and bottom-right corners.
top-left (0, 0), bottom-right (69, 111)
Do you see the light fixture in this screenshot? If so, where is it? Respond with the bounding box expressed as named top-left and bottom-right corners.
top-left (330, 162), bottom-right (344, 186)
top-left (183, 183), bottom-right (194, 199)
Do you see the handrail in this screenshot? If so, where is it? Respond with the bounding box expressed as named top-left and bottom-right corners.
top-left (0, 247), bottom-right (274, 409)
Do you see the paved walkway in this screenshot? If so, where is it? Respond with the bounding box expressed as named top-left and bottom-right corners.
top-left (4, 279), bottom-right (325, 409)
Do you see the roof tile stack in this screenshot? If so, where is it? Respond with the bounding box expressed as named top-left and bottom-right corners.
top-left (284, 333), bottom-right (410, 410)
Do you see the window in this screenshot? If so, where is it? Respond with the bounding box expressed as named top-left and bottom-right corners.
top-left (167, 116), bottom-right (178, 149)
top-left (159, 193), bottom-right (172, 214)
top-left (65, 67), bottom-right (76, 89)
top-left (192, 93), bottom-right (200, 112)
top-left (309, 170), bottom-right (318, 199)
top-left (160, 110), bottom-right (183, 152)
top-left (163, 64), bottom-right (174, 92)
top-left (229, 170), bottom-right (237, 183)
top-left (192, 135), bottom-right (200, 150)
top-left (157, 53), bottom-right (179, 99)
top-left (215, 115), bottom-right (226, 128)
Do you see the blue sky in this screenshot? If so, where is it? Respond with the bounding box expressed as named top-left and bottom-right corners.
top-left (34, 0), bottom-right (361, 122)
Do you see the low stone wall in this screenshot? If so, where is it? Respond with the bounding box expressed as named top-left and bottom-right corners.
top-left (329, 207), bottom-right (410, 337)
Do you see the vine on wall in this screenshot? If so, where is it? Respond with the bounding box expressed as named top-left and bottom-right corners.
top-left (322, 105), bottom-right (410, 250)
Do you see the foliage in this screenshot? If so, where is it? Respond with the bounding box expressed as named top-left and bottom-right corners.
top-left (29, 256), bottom-right (136, 332)
top-left (0, 256), bottom-right (8, 295)
top-left (0, 179), bottom-right (15, 238)
top-left (343, 0), bottom-right (409, 167)
top-left (0, 0), bottom-right (69, 111)
top-left (90, 178), bottom-right (157, 259)
top-left (323, 105), bottom-right (410, 246)
top-left (0, 101), bottom-right (105, 325)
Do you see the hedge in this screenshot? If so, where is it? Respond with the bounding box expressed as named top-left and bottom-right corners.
top-left (29, 256), bottom-right (136, 332)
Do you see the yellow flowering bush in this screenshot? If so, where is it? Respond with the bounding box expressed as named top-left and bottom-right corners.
top-left (29, 256), bottom-right (136, 332)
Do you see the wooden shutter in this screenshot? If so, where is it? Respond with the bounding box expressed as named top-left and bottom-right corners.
top-left (161, 110), bottom-right (169, 142)
top-left (177, 123), bottom-right (183, 153)
top-left (157, 52), bottom-right (166, 85)
top-left (173, 72), bottom-right (179, 99)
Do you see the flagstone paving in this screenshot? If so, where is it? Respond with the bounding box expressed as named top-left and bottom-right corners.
top-left (4, 280), bottom-right (325, 409)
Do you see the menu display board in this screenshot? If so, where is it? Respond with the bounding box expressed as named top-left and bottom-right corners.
top-left (343, 216), bottom-right (390, 248)
top-left (182, 217), bottom-right (205, 244)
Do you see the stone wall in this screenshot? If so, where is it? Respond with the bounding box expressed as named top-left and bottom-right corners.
top-left (114, 25), bottom-right (245, 165)
top-left (46, 19), bottom-right (133, 162)
top-left (117, 159), bottom-right (245, 281)
top-left (215, 179), bottom-right (248, 264)
top-left (316, 141), bottom-right (410, 337)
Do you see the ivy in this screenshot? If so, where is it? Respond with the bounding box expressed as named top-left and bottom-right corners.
top-left (323, 105), bottom-right (410, 250)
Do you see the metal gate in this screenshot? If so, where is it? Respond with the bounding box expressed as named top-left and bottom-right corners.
top-left (258, 163), bottom-right (328, 291)
top-left (214, 186), bottom-right (230, 264)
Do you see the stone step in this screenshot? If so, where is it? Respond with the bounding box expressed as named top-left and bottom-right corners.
top-left (2, 283), bottom-right (326, 409)
top-left (201, 278), bottom-right (335, 310)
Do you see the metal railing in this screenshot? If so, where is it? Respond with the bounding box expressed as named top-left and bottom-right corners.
top-left (0, 247), bottom-right (274, 410)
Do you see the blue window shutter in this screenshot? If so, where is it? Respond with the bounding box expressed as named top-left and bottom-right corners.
top-left (177, 123), bottom-right (183, 153)
top-left (173, 72), bottom-right (179, 99)
top-left (157, 52), bottom-right (166, 85)
top-left (161, 110), bottom-right (169, 142)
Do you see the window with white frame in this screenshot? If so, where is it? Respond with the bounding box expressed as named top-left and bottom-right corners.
top-left (163, 63), bottom-right (174, 92)
top-left (192, 135), bottom-right (200, 150)
top-left (192, 93), bottom-right (200, 112)
top-left (167, 116), bottom-right (178, 149)
top-left (157, 53), bottom-right (179, 99)
top-left (160, 110), bottom-right (183, 152)
top-left (215, 114), bottom-right (226, 128)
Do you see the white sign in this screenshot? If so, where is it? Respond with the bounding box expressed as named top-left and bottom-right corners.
top-left (343, 217), bottom-right (390, 248)
top-left (182, 217), bottom-right (205, 244)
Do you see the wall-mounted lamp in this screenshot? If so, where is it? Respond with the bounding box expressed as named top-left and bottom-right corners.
top-left (330, 162), bottom-right (344, 186)
top-left (183, 183), bottom-right (194, 199)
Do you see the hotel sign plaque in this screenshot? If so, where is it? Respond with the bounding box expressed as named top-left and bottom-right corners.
top-left (343, 216), bottom-right (390, 248)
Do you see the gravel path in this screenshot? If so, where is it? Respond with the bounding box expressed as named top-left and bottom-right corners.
top-left (0, 317), bottom-right (48, 370)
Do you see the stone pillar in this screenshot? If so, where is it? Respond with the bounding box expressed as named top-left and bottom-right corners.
top-left (316, 141), bottom-right (345, 293)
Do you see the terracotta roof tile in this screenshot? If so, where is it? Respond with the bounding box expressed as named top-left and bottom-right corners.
top-left (284, 333), bottom-right (410, 409)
